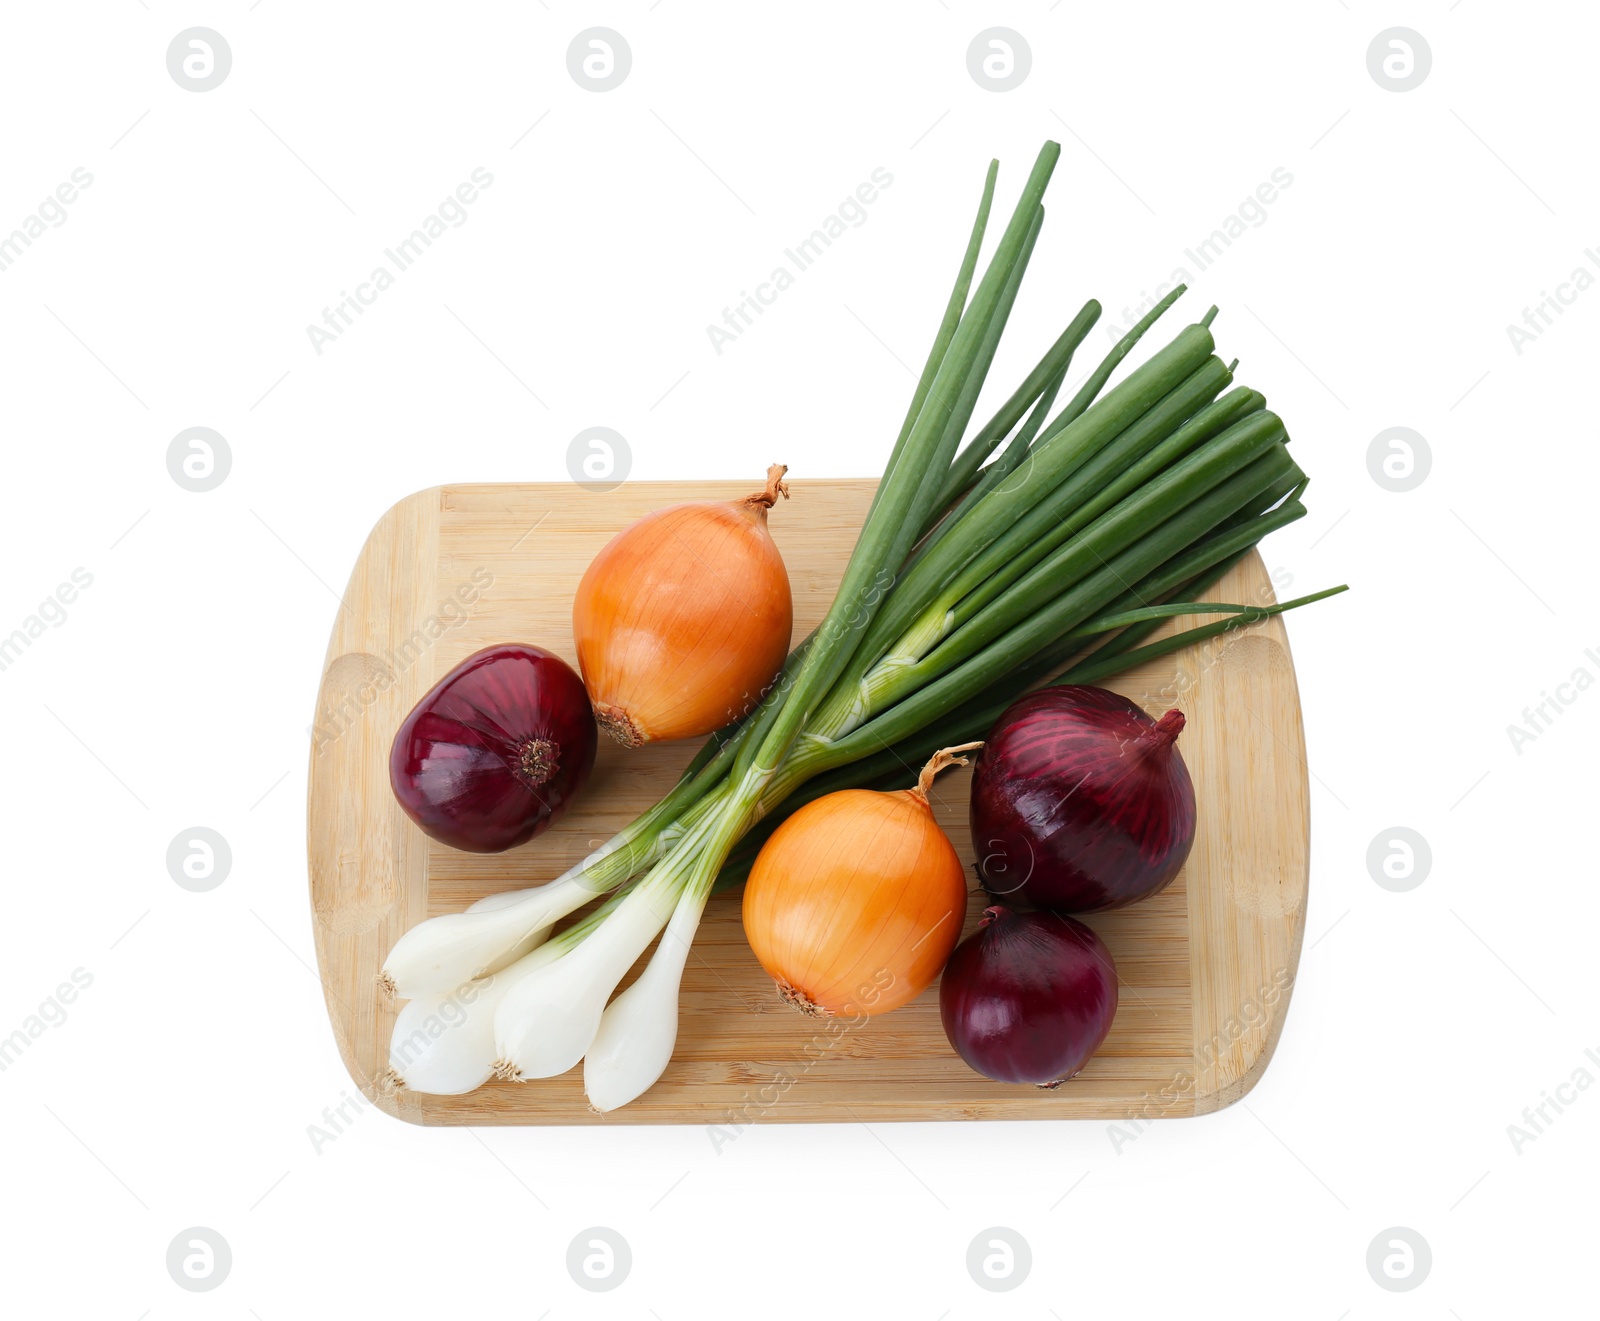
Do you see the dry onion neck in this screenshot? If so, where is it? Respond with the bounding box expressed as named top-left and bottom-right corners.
top-left (909, 741), bottom-right (983, 806)
top-left (741, 463), bottom-right (790, 512)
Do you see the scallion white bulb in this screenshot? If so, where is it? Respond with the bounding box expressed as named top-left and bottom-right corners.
top-left (380, 873), bottom-right (595, 997)
top-left (492, 876), bottom-right (680, 1080)
top-left (583, 885), bottom-right (708, 1112)
top-left (385, 924), bottom-right (566, 1094)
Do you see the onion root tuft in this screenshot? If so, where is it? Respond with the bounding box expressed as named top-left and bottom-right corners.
top-left (515, 737), bottom-right (559, 788)
top-left (594, 704), bottom-right (646, 748)
top-left (778, 980), bottom-right (826, 1016)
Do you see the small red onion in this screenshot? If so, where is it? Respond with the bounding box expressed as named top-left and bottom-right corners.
top-left (970, 685), bottom-right (1196, 913)
top-left (389, 644), bottom-right (597, 853)
top-left (939, 905), bottom-right (1118, 1086)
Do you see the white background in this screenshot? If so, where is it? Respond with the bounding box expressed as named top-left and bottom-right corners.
top-left (1, 2), bottom-right (1593, 1315)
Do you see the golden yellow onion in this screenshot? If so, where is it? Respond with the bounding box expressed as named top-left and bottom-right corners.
top-left (741, 744), bottom-right (978, 1017)
top-left (573, 466), bottom-right (794, 746)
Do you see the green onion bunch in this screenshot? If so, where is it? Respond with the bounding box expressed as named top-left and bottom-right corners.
top-left (379, 141), bottom-right (1346, 1110)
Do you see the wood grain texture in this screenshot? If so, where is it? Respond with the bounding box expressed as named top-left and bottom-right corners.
top-left (307, 480), bottom-right (1309, 1126)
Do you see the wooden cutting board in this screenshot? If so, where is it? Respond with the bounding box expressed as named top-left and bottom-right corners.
top-left (307, 480), bottom-right (1309, 1126)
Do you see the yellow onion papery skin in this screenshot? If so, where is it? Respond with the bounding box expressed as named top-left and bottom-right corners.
top-left (573, 466), bottom-right (793, 746)
top-left (740, 750), bottom-right (974, 1017)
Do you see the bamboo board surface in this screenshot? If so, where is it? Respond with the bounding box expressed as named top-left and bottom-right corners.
top-left (307, 480), bottom-right (1309, 1125)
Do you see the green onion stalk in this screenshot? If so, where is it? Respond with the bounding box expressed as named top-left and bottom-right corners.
top-left (378, 141), bottom-right (1347, 1111)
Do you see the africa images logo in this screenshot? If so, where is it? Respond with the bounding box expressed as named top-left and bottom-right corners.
top-left (305, 169), bottom-right (495, 354)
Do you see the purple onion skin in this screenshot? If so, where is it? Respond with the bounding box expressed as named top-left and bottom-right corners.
top-left (939, 906), bottom-right (1118, 1086)
top-left (389, 644), bottom-right (597, 853)
top-left (970, 685), bottom-right (1196, 913)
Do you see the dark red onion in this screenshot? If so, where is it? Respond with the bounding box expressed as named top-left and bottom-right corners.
top-left (939, 905), bottom-right (1118, 1086)
top-left (970, 685), bottom-right (1196, 913)
top-left (389, 644), bottom-right (597, 853)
